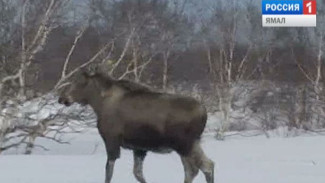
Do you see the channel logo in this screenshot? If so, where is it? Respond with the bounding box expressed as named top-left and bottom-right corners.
top-left (262, 0), bottom-right (316, 27)
top-left (303, 0), bottom-right (316, 14)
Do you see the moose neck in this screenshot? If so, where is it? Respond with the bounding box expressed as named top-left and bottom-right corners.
top-left (85, 82), bottom-right (105, 116)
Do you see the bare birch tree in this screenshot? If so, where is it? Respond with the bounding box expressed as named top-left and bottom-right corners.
top-left (0, 0), bottom-right (70, 99)
top-left (294, 5), bottom-right (325, 128)
top-left (203, 1), bottom-right (260, 139)
top-left (0, 0), bottom-right (75, 154)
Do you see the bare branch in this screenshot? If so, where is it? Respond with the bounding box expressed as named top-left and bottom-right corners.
top-left (54, 40), bottom-right (114, 90)
top-left (0, 136), bottom-right (28, 152)
top-left (29, 0), bottom-right (56, 50)
top-left (110, 28), bottom-right (135, 75)
top-left (236, 44), bottom-right (252, 81)
top-left (0, 72), bottom-right (20, 95)
top-left (292, 48), bottom-right (315, 83)
top-left (61, 26), bottom-right (88, 79)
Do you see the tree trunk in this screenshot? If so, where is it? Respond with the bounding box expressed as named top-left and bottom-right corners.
top-left (25, 135), bottom-right (36, 155)
top-left (162, 51), bottom-right (170, 90)
top-left (18, 0), bottom-right (28, 98)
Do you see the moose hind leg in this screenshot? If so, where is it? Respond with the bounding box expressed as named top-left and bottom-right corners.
top-left (181, 156), bottom-right (199, 183)
top-left (192, 142), bottom-right (214, 183)
top-left (133, 150), bottom-right (147, 183)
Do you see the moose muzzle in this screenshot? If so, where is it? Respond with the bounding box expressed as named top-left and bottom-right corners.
top-left (58, 96), bottom-right (73, 106)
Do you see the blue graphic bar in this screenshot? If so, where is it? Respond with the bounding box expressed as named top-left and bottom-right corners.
top-left (262, 0), bottom-right (303, 15)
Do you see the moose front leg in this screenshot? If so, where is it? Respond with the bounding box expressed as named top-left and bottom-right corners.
top-left (104, 137), bottom-right (121, 183)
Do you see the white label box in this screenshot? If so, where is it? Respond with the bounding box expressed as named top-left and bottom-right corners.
top-left (262, 15), bottom-right (316, 27)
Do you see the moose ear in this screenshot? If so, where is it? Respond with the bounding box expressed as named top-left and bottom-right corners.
top-left (80, 71), bottom-right (90, 78)
top-left (81, 68), bottom-right (95, 78)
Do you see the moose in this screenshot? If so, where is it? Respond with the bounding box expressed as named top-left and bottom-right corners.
top-left (58, 71), bottom-right (214, 183)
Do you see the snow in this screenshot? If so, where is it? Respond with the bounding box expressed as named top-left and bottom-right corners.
top-left (0, 93), bottom-right (96, 128)
top-left (1, 93), bottom-right (325, 182)
top-left (1, 129), bottom-right (325, 183)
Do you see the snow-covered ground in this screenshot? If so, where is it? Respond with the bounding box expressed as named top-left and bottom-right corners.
top-left (1, 129), bottom-right (325, 183)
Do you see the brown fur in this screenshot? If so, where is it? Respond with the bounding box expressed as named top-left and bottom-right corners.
top-left (58, 72), bottom-right (213, 183)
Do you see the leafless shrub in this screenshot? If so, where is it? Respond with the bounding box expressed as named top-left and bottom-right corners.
top-left (0, 93), bottom-right (95, 154)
